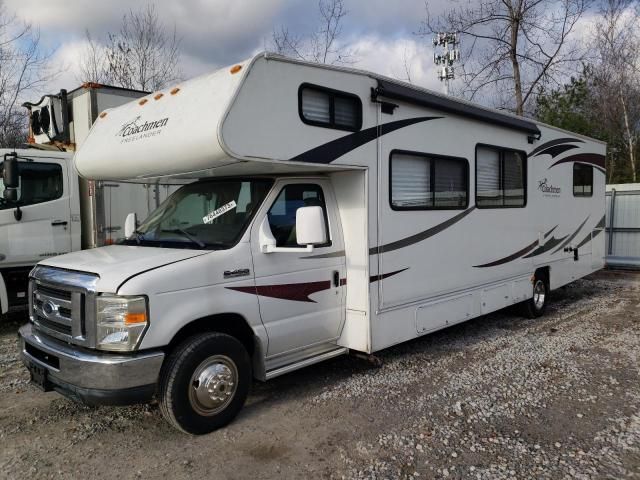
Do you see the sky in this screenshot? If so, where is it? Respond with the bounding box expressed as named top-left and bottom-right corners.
top-left (2, 0), bottom-right (603, 106)
top-left (3, 0), bottom-right (450, 96)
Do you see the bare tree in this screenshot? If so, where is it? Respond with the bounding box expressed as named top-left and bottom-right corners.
top-left (422, 0), bottom-right (590, 115)
top-left (77, 30), bottom-right (110, 85)
top-left (590, 0), bottom-right (640, 181)
top-left (272, 0), bottom-right (356, 65)
top-left (0, 6), bottom-right (57, 147)
top-left (79, 5), bottom-right (181, 91)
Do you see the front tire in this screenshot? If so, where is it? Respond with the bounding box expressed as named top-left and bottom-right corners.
top-left (521, 272), bottom-right (548, 319)
top-left (159, 332), bottom-right (251, 435)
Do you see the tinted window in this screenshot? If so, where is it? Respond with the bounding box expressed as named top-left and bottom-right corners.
top-left (573, 163), bottom-right (593, 197)
top-left (391, 152), bottom-right (467, 210)
top-left (268, 184), bottom-right (330, 247)
top-left (476, 146), bottom-right (526, 208)
top-left (299, 84), bottom-right (362, 131)
top-left (0, 162), bottom-right (63, 210)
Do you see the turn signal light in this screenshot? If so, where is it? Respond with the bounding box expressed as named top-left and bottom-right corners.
top-left (230, 65), bottom-right (242, 74)
top-left (124, 312), bottom-right (147, 325)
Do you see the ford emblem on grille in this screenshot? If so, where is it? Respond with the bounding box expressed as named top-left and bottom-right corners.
top-left (42, 300), bottom-right (59, 318)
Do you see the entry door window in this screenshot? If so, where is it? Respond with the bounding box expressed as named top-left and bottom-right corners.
top-left (0, 162), bottom-right (63, 210)
top-left (267, 184), bottom-right (331, 247)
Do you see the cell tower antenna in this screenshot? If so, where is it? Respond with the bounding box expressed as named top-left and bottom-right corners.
top-left (433, 32), bottom-right (460, 95)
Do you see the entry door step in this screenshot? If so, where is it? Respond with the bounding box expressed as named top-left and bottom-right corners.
top-left (265, 346), bottom-right (348, 380)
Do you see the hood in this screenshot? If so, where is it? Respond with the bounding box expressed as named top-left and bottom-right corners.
top-left (39, 245), bottom-right (209, 292)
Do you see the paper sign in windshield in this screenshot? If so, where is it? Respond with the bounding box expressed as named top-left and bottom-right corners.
top-left (203, 200), bottom-right (237, 224)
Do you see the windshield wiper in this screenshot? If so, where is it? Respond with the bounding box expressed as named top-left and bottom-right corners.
top-left (161, 228), bottom-right (206, 248)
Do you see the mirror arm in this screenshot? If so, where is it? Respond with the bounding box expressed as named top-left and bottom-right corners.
top-left (263, 244), bottom-right (314, 254)
top-left (13, 204), bottom-right (22, 221)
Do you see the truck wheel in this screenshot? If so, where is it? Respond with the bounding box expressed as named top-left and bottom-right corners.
top-left (520, 272), bottom-right (548, 319)
top-left (159, 332), bottom-right (251, 435)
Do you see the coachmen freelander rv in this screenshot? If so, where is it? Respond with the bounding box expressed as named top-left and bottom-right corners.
top-left (15, 53), bottom-right (605, 434)
top-left (0, 85), bottom-right (178, 317)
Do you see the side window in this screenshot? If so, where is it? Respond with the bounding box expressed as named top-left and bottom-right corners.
top-left (299, 84), bottom-right (362, 132)
top-left (0, 162), bottom-right (63, 210)
top-left (476, 146), bottom-right (526, 208)
top-left (390, 151), bottom-right (468, 210)
top-left (267, 184), bottom-right (331, 247)
top-left (573, 163), bottom-right (593, 197)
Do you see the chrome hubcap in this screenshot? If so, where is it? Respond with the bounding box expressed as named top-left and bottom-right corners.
top-left (189, 355), bottom-right (238, 416)
top-left (533, 279), bottom-right (546, 310)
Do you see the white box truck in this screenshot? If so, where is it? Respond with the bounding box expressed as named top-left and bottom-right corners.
top-left (15, 53), bottom-right (606, 434)
top-left (0, 84), bottom-right (176, 316)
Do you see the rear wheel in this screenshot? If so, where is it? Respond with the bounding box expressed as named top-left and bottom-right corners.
top-left (521, 272), bottom-right (548, 318)
top-left (159, 332), bottom-right (251, 435)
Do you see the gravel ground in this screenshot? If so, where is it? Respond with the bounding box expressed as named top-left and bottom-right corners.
top-left (0, 270), bottom-right (638, 479)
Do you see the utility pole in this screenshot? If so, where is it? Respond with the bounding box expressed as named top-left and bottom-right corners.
top-left (433, 32), bottom-right (459, 95)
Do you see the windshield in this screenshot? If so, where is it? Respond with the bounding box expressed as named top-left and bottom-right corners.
top-left (119, 179), bottom-right (273, 250)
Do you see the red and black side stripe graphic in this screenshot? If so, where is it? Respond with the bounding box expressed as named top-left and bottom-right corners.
top-left (473, 219), bottom-right (595, 268)
top-left (530, 138), bottom-right (605, 173)
top-left (549, 153), bottom-right (605, 172)
top-left (369, 268), bottom-right (408, 282)
top-left (226, 280), bottom-right (338, 303)
top-left (226, 269), bottom-right (407, 303)
top-left (575, 215), bottom-right (606, 249)
top-left (290, 116), bottom-right (441, 164)
top-left (551, 216), bottom-right (590, 254)
top-left (529, 137), bottom-right (584, 157)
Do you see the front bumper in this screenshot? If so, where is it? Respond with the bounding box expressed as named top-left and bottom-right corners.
top-left (19, 323), bottom-right (165, 406)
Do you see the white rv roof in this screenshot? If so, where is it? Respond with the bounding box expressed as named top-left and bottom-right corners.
top-left (74, 52), bottom-right (603, 181)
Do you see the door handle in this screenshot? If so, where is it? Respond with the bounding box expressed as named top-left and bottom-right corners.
top-left (51, 220), bottom-right (68, 226)
top-left (333, 270), bottom-right (339, 287)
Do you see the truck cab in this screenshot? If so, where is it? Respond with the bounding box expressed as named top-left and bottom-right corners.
top-left (19, 174), bottom-right (347, 434)
top-left (0, 150), bottom-right (77, 314)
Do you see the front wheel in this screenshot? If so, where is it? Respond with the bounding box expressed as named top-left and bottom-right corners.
top-left (159, 332), bottom-right (251, 434)
top-left (520, 272), bottom-right (548, 319)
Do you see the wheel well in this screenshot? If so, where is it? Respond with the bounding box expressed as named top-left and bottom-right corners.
top-left (167, 313), bottom-right (257, 357)
top-left (535, 266), bottom-right (550, 285)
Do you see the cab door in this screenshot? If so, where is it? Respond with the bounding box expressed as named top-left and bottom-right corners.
top-left (250, 179), bottom-right (346, 356)
top-left (0, 157), bottom-right (71, 267)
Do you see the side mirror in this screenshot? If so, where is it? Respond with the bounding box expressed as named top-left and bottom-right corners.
top-left (2, 154), bottom-right (19, 189)
top-left (295, 206), bottom-right (327, 245)
top-left (124, 212), bottom-right (137, 238)
top-left (3, 153), bottom-right (19, 203)
top-left (3, 188), bottom-right (17, 202)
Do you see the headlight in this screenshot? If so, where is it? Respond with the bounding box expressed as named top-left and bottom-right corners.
top-left (96, 295), bottom-right (148, 351)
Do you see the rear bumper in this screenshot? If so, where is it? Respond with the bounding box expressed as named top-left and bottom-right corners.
top-left (19, 323), bottom-right (164, 406)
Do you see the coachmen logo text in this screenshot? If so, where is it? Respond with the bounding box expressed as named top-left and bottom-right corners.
top-left (117, 115), bottom-right (169, 144)
top-left (538, 178), bottom-right (561, 197)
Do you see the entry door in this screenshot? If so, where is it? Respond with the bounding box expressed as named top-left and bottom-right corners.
top-left (0, 158), bottom-right (71, 267)
top-left (250, 179), bottom-right (346, 356)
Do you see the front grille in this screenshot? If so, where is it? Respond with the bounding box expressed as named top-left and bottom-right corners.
top-left (35, 314), bottom-right (72, 335)
top-left (36, 284), bottom-right (72, 301)
top-left (29, 266), bottom-right (98, 347)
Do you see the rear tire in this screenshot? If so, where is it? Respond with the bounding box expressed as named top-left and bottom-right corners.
top-left (159, 332), bottom-right (251, 435)
top-left (521, 271), bottom-right (548, 319)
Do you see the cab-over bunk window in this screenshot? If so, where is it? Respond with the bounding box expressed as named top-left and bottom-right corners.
top-left (390, 150), bottom-right (469, 210)
top-left (298, 83), bottom-right (362, 131)
top-left (476, 145), bottom-right (527, 208)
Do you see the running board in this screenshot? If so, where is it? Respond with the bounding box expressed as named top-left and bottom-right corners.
top-left (265, 347), bottom-right (348, 380)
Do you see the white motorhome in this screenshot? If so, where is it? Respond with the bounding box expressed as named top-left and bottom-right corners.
top-left (0, 85), bottom-right (176, 316)
top-left (16, 54), bottom-right (605, 434)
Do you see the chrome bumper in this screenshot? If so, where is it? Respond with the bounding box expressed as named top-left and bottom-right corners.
top-left (19, 323), bottom-right (164, 405)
